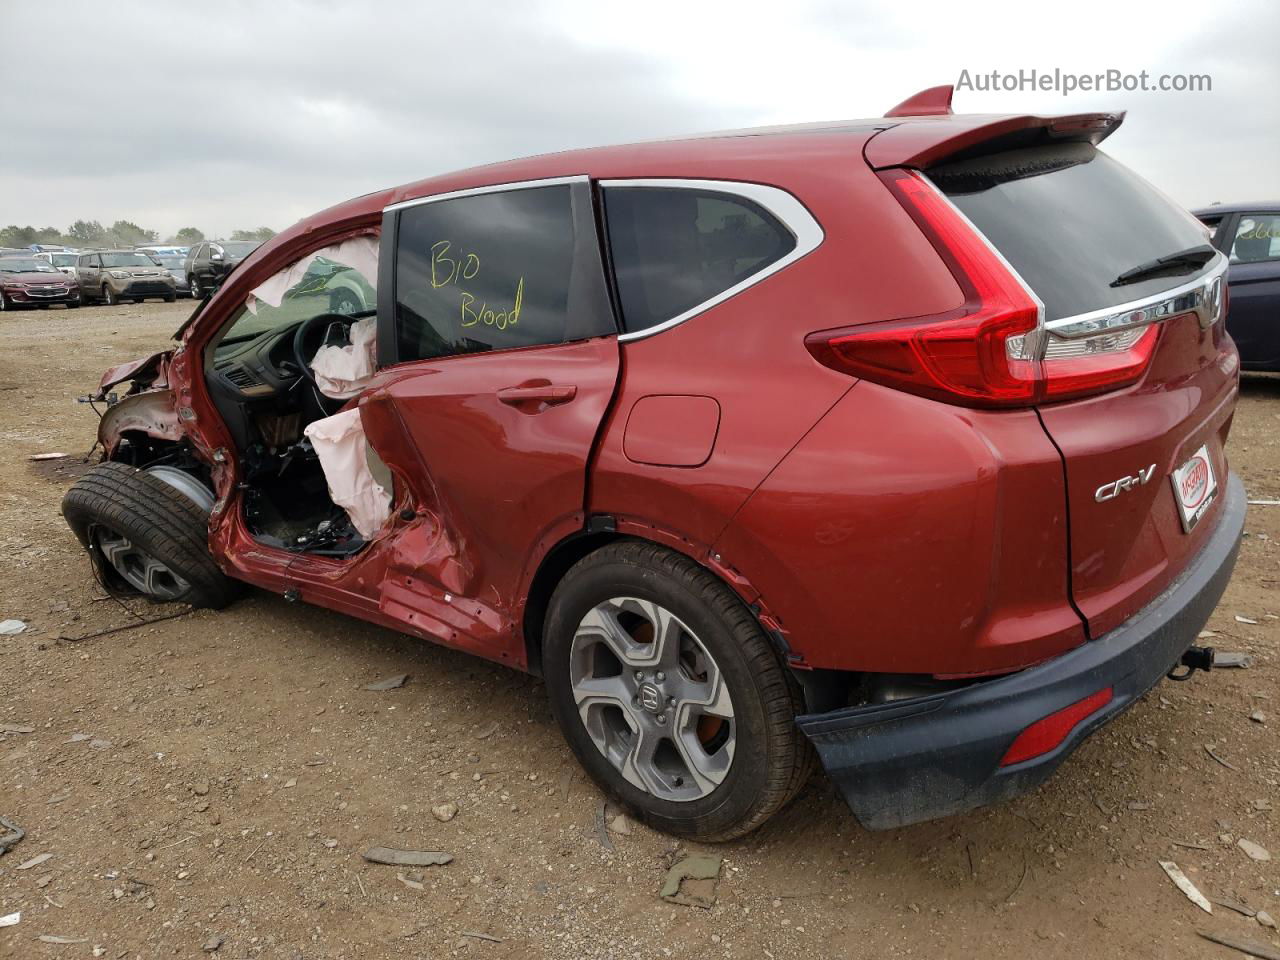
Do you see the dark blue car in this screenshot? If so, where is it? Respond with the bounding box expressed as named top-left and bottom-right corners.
top-left (1193, 202), bottom-right (1280, 370)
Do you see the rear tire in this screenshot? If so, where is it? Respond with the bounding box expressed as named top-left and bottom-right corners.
top-left (62, 461), bottom-right (239, 609)
top-left (543, 541), bottom-right (812, 841)
top-left (188, 275), bottom-right (202, 299)
top-left (165, 293), bottom-right (177, 303)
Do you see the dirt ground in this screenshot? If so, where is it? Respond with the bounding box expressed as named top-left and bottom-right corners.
top-left (0, 300), bottom-right (1276, 960)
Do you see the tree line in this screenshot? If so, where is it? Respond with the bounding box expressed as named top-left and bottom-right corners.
top-left (0, 221), bottom-right (277, 249)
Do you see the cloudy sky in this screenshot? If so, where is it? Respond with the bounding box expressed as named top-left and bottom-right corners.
top-left (2, 0), bottom-right (1275, 240)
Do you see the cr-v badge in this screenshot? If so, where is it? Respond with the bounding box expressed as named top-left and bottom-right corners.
top-left (1095, 464), bottom-right (1158, 502)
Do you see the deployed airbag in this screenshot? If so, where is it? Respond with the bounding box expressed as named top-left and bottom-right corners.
top-left (311, 316), bottom-right (377, 399)
top-left (302, 408), bottom-right (392, 539)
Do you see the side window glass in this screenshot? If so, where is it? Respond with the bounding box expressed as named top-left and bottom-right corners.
top-left (1230, 215), bottom-right (1280, 263)
top-left (603, 186), bottom-right (797, 333)
top-left (394, 184), bottom-right (612, 362)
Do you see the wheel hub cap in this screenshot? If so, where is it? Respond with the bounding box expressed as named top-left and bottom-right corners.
top-left (637, 682), bottom-right (663, 713)
top-left (570, 597), bottom-right (735, 803)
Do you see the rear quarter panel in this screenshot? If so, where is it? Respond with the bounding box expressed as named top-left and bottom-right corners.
top-left (713, 382), bottom-right (1083, 676)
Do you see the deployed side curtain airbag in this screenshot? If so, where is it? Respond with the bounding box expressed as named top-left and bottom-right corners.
top-left (302, 408), bottom-right (392, 539)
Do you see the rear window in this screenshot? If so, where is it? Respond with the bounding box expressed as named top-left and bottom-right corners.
top-left (930, 144), bottom-right (1211, 321)
top-left (603, 187), bottom-right (796, 333)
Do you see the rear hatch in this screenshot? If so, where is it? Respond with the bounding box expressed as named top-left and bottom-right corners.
top-left (929, 143), bottom-right (1236, 636)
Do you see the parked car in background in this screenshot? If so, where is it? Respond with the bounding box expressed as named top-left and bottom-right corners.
top-left (152, 254), bottom-right (191, 296)
top-left (1194, 202), bottom-right (1280, 370)
top-left (137, 245), bottom-right (189, 259)
top-left (60, 90), bottom-right (1243, 841)
top-left (184, 240), bottom-right (261, 298)
top-left (34, 250), bottom-right (80, 277)
top-left (0, 255), bottom-right (81, 310)
top-left (75, 250), bottom-right (177, 305)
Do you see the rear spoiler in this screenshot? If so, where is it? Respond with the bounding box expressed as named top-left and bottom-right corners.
top-left (870, 86), bottom-right (1125, 170)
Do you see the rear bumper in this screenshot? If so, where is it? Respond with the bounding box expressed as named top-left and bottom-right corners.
top-left (798, 471), bottom-right (1246, 830)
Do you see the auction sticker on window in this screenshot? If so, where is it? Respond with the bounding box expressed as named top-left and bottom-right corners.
top-left (1171, 445), bottom-right (1217, 532)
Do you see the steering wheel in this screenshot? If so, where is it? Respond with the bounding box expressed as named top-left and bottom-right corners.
top-left (291, 311), bottom-right (367, 384)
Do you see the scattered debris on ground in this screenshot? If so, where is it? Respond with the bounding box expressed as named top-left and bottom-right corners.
top-left (1204, 744), bottom-right (1241, 771)
top-left (1157, 861), bottom-right (1212, 914)
top-left (363, 673), bottom-right (409, 691)
top-left (1197, 930), bottom-right (1280, 960)
top-left (0, 619), bottom-right (25, 636)
top-left (431, 802), bottom-right (458, 823)
top-left (660, 854), bottom-right (722, 909)
top-left (0, 816), bottom-right (23, 856)
top-left (361, 847), bottom-right (453, 867)
top-left (1214, 651), bottom-right (1253, 668)
top-left (1237, 838), bottom-right (1271, 861)
top-left (608, 814), bottom-right (632, 836)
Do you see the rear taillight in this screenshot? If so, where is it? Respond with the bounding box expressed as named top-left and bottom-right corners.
top-left (805, 168), bottom-right (1158, 407)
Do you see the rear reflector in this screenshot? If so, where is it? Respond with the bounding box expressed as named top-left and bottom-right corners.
top-left (806, 168), bottom-right (1160, 407)
top-left (999, 687), bottom-right (1114, 767)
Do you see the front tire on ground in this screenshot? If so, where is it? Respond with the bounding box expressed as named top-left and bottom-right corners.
top-left (188, 275), bottom-right (202, 299)
top-left (543, 540), bottom-right (812, 842)
top-left (102, 286), bottom-right (118, 306)
top-left (62, 461), bottom-right (239, 609)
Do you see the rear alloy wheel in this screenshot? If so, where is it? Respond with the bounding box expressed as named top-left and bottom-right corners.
top-left (188, 275), bottom-right (202, 299)
top-left (62, 461), bottom-right (239, 609)
top-left (544, 541), bottom-right (813, 841)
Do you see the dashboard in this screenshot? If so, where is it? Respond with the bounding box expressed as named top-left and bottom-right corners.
top-left (212, 325), bottom-right (303, 399)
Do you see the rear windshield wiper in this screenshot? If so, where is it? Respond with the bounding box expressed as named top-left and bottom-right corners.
top-left (1110, 244), bottom-right (1216, 287)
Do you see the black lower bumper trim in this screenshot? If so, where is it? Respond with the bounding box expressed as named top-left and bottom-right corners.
top-left (798, 472), bottom-right (1246, 830)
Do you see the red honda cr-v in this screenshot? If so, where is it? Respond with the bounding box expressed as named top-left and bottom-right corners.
top-left (63, 87), bottom-right (1243, 840)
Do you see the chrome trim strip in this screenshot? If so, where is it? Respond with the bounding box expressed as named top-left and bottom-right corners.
top-left (383, 176), bottom-right (589, 213)
top-left (917, 175), bottom-right (1048, 357)
top-left (1045, 258), bottom-right (1227, 340)
top-left (598, 179), bottom-right (825, 343)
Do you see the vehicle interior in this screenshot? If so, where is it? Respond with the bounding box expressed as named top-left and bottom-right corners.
top-left (204, 240), bottom-right (387, 556)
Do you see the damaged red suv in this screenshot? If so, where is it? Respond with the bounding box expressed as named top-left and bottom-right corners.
top-left (63, 87), bottom-right (1243, 840)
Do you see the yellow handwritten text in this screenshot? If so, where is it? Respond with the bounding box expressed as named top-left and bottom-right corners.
top-left (461, 277), bottom-right (524, 330)
top-left (430, 240), bottom-right (481, 289)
